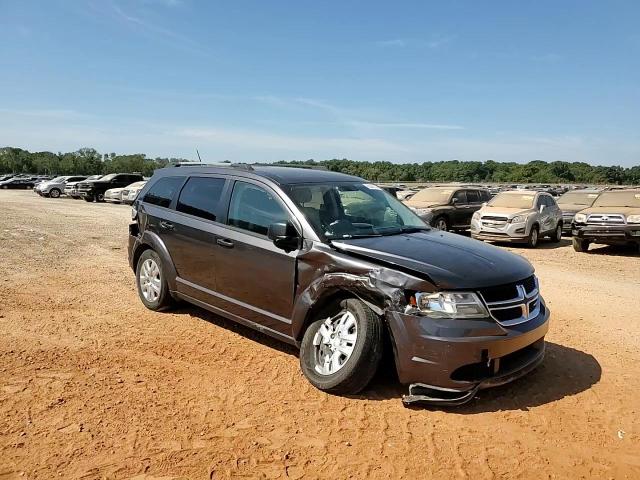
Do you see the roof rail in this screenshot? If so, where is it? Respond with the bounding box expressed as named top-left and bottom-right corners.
top-left (260, 163), bottom-right (328, 171)
top-left (168, 161), bottom-right (254, 171)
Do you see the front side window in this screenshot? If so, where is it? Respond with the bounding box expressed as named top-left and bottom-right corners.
top-left (176, 177), bottom-right (226, 221)
top-left (466, 190), bottom-right (480, 203)
top-left (228, 181), bottom-right (289, 235)
top-left (287, 182), bottom-right (427, 240)
top-left (143, 176), bottom-right (183, 208)
top-left (453, 191), bottom-right (468, 204)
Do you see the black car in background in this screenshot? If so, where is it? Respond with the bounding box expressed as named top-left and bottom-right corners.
top-left (76, 173), bottom-right (144, 202)
top-left (403, 186), bottom-right (492, 231)
top-left (0, 177), bottom-right (37, 189)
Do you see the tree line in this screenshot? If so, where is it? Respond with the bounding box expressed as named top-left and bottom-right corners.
top-left (0, 147), bottom-right (188, 178)
top-left (1, 146), bottom-right (638, 184)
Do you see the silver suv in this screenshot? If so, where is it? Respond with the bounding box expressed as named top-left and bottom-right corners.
top-left (36, 175), bottom-right (87, 198)
top-left (471, 191), bottom-right (563, 247)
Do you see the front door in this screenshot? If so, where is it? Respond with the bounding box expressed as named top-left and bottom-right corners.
top-left (213, 180), bottom-right (298, 336)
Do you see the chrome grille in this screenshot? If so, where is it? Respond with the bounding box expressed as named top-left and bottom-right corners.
top-left (587, 214), bottom-right (625, 225)
top-left (478, 276), bottom-right (540, 326)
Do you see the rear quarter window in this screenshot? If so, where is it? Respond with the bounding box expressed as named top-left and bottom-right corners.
top-left (143, 177), bottom-right (183, 208)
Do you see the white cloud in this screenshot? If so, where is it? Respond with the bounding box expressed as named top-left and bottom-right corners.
top-left (375, 35), bottom-right (456, 49)
top-left (347, 120), bottom-right (464, 130)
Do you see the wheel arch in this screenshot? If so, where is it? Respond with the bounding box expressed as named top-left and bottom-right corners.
top-left (133, 231), bottom-right (178, 292)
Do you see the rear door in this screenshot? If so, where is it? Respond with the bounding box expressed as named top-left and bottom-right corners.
top-left (213, 179), bottom-right (299, 335)
top-left (167, 176), bottom-right (229, 299)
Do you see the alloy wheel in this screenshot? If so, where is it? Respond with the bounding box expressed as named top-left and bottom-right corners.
top-left (312, 311), bottom-right (358, 375)
top-left (139, 258), bottom-right (161, 302)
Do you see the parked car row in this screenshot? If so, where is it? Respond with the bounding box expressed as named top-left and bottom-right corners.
top-left (400, 185), bottom-right (640, 253)
top-left (0, 173), bottom-right (147, 205)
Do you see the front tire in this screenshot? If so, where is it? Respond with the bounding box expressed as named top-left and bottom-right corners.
top-left (551, 223), bottom-right (562, 242)
top-left (136, 249), bottom-right (173, 311)
top-left (49, 188), bottom-right (61, 198)
top-left (300, 298), bottom-right (383, 395)
top-left (527, 225), bottom-right (539, 248)
top-left (83, 196), bottom-right (94, 202)
top-left (433, 216), bottom-right (448, 231)
top-left (572, 238), bottom-right (590, 252)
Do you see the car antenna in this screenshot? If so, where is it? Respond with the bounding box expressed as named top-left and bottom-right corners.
top-left (196, 148), bottom-right (202, 163)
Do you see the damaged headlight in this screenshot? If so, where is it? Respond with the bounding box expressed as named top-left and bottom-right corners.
top-left (409, 291), bottom-right (489, 319)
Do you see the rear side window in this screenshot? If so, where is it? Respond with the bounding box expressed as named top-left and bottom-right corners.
top-left (143, 176), bottom-right (183, 208)
top-left (228, 181), bottom-right (289, 236)
top-left (176, 177), bottom-right (226, 221)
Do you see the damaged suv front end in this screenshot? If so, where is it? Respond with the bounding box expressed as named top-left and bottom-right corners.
top-left (325, 231), bottom-right (549, 406)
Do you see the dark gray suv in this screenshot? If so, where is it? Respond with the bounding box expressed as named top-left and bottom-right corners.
top-left (128, 165), bottom-right (550, 406)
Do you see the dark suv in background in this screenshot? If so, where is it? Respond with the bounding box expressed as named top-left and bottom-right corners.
top-left (403, 186), bottom-right (491, 231)
top-left (127, 165), bottom-right (550, 406)
top-left (77, 173), bottom-right (144, 202)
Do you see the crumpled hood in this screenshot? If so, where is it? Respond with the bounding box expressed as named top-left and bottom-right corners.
top-left (332, 230), bottom-right (534, 290)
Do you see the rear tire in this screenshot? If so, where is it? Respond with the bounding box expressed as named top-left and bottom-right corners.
top-left (300, 298), bottom-right (383, 395)
top-left (526, 225), bottom-right (539, 248)
top-left (83, 196), bottom-right (94, 202)
top-left (96, 193), bottom-right (105, 202)
top-left (573, 238), bottom-right (590, 252)
top-left (136, 249), bottom-right (173, 311)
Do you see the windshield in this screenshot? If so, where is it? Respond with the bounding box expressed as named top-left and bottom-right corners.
top-left (557, 191), bottom-right (600, 206)
top-left (592, 191), bottom-right (640, 208)
top-left (100, 173), bottom-right (118, 181)
top-left (49, 176), bottom-right (66, 182)
top-left (86, 175), bottom-right (103, 181)
top-left (286, 182), bottom-right (428, 239)
top-left (488, 192), bottom-right (536, 209)
top-left (410, 188), bottom-right (453, 203)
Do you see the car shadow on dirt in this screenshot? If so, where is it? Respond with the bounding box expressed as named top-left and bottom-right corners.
top-left (583, 244), bottom-right (640, 257)
top-left (174, 306), bottom-right (600, 412)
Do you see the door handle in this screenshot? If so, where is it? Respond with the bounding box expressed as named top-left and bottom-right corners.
top-left (216, 238), bottom-right (234, 248)
top-left (159, 221), bottom-right (174, 231)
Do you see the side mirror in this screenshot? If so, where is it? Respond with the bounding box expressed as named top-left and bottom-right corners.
top-left (482, 202), bottom-right (487, 207)
top-left (267, 222), bottom-right (300, 252)
top-left (451, 197), bottom-right (459, 205)
top-left (539, 205), bottom-right (546, 213)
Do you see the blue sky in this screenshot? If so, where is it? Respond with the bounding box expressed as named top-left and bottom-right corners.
top-left (0, 0), bottom-right (638, 165)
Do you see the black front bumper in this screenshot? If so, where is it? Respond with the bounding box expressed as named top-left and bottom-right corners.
top-left (572, 223), bottom-right (640, 244)
top-left (387, 301), bottom-right (550, 406)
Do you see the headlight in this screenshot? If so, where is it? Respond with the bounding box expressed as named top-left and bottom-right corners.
top-left (574, 213), bottom-right (587, 223)
top-left (411, 291), bottom-right (489, 319)
top-left (627, 214), bottom-right (640, 224)
top-left (415, 208), bottom-right (432, 216)
top-left (131, 206), bottom-right (138, 220)
top-left (472, 211), bottom-right (480, 220)
top-left (511, 214), bottom-right (528, 223)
